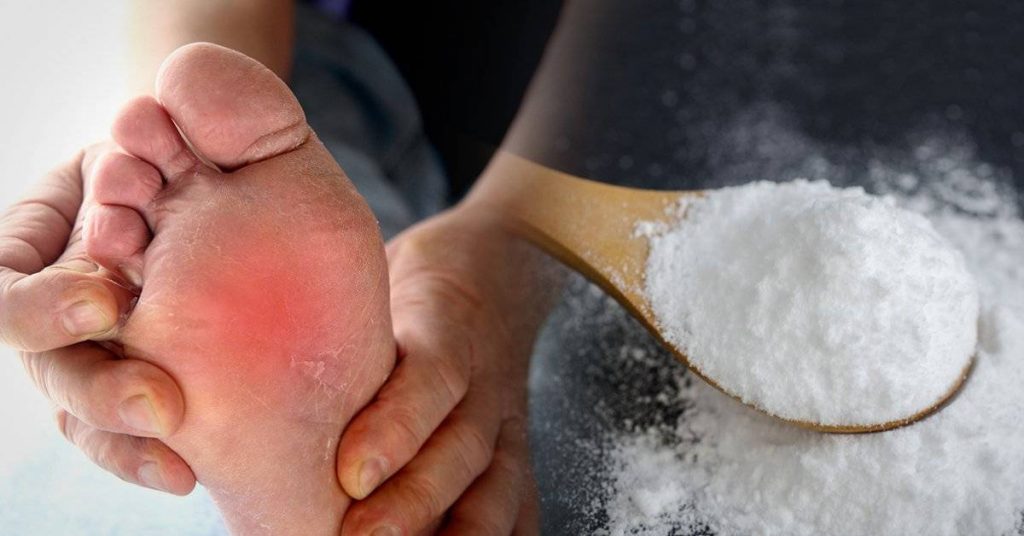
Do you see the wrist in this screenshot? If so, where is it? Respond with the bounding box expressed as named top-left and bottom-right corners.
top-left (438, 201), bottom-right (567, 308)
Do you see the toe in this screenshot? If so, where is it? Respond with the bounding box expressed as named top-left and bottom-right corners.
top-left (111, 95), bottom-right (200, 181)
top-left (84, 205), bottom-right (149, 287)
top-left (155, 42), bottom-right (311, 170)
top-left (83, 149), bottom-right (163, 289)
top-left (88, 151), bottom-right (163, 229)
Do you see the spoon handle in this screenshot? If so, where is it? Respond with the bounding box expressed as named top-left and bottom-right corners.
top-left (473, 150), bottom-right (689, 318)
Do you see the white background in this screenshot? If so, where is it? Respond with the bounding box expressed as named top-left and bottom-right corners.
top-left (0, 2), bottom-right (224, 533)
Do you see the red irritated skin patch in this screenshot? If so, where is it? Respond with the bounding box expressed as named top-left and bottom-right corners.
top-left (130, 177), bottom-right (382, 373)
top-left (116, 163), bottom-right (394, 507)
top-left (147, 235), bottom-right (363, 420)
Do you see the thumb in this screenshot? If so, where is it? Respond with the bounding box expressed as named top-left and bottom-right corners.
top-left (0, 259), bottom-right (134, 352)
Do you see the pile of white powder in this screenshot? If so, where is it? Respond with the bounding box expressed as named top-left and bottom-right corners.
top-left (642, 180), bottom-right (979, 426)
top-left (601, 153), bottom-right (1024, 535)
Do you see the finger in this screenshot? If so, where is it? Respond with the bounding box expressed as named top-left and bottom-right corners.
top-left (337, 331), bottom-right (471, 500)
top-left (416, 519), bottom-right (443, 536)
top-left (513, 471), bottom-right (541, 536)
top-left (0, 259), bottom-right (134, 351)
top-left (0, 151), bottom-right (86, 276)
top-left (441, 418), bottom-right (534, 536)
top-left (21, 343), bottom-right (184, 438)
top-left (57, 410), bottom-right (195, 495)
top-left (0, 152), bottom-right (132, 351)
top-left (341, 387), bottom-right (502, 536)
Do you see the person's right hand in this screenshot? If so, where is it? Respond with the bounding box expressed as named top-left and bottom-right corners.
top-left (3, 143), bottom-right (194, 494)
top-left (337, 204), bottom-right (566, 535)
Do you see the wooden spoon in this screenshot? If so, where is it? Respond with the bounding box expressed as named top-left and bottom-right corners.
top-left (474, 150), bottom-right (973, 433)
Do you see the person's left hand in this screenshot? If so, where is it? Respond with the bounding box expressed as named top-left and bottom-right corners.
top-left (337, 206), bottom-right (558, 535)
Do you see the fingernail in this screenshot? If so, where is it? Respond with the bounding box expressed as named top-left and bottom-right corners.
top-left (138, 462), bottom-right (169, 492)
top-left (63, 301), bottom-right (113, 336)
top-left (121, 266), bottom-right (143, 288)
top-left (357, 458), bottom-right (388, 498)
top-left (118, 395), bottom-right (164, 436)
top-left (370, 525), bottom-right (401, 536)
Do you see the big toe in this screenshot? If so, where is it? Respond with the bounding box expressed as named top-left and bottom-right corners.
top-left (155, 42), bottom-right (311, 170)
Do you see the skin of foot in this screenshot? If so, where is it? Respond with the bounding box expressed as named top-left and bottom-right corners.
top-left (83, 43), bottom-right (395, 535)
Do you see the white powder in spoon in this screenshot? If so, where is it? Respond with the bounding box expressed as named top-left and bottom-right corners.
top-left (601, 156), bottom-right (1024, 535)
top-left (642, 180), bottom-right (979, 426)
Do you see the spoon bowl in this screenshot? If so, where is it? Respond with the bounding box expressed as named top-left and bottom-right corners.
top-left (475, 150), bottom-right (974, 433)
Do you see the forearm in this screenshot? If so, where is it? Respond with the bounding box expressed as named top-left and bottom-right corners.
top-left (129, 0), bottom-right (295, 94)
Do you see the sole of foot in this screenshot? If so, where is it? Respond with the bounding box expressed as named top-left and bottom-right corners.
top-left (85, 43), bottom-right (396, 536)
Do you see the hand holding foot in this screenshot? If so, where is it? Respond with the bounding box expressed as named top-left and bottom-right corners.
top-left (338, 208), bottom-right (556, 535)
top-left (6, 42), bottom-right (549, 535)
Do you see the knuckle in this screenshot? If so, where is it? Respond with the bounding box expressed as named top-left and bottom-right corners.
top-left (96, 436), bottom-right (150, 484)
top-left (460, 424), bottom-right (495, 464)
top-left (62, 416), bottom-right (97, 457)
top-left (451, 424), bottom-right (495, 478)
top-left (387, 404), bottom-right (430, 449)
top-left (1, 284), bottom-right (36, 351)
top-left (400, 474), bottom-right (448, 521)
top-left (430, 355), bottom-right (470, 407)
top-left (65, 419), bottom-right (139, 483)
top-left (94, 441), bottom-right (133, 481)
top-left (65, 277), bottom-right (111, 306)
top-left (21, 351), bottom-right (53, 399)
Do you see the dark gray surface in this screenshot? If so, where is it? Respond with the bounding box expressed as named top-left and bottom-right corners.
top-left (518, 0), bottom-right (1024, 195)
top-left (522, 1), bottom-right (1024, 533)
top-left (529, 278), bottom-right (706, 535)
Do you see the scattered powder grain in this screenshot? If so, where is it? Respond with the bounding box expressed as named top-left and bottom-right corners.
top-left (642, 180), bottom-right (979, 426)
top-left (604, 170), bottom-right (1024, 535)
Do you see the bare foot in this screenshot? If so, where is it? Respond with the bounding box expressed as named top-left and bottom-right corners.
top-left (83, 43), bottom-right (395, 535)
